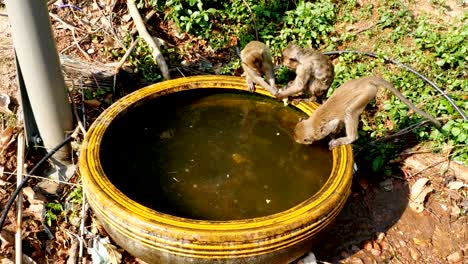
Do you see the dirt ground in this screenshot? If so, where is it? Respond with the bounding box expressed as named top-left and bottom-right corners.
top-left (0, 2), bottom-right (467, 264)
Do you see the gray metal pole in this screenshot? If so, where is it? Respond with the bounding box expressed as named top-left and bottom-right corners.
top-left (4, 0), bottom-right (73, 160)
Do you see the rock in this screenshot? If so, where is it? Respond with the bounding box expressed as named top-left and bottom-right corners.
top-left (363, 240), bottom-right (373, 251)
top-left (446, 251), bottom-right (463, 263)
top-left (350, 257), bottom-right (364, 264)
top-left (376, 232), bottom-right (385, 243)
top-left (409, 247), bottom-right (420, 260)
top-left (380, 178), bottom-right (393, 191)
top-left (370, 248), bottom-right (381, 257)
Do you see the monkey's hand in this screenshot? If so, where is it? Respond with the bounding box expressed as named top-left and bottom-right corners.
top-left (247, 79), bottom-right (256, 93)
top-left (328, 139), bottom-right (341, 150)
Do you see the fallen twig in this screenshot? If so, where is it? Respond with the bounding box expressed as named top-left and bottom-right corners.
top-left (126, 0), bottom-right (170, 80)
top-left (68, 92), bottom-right (87, 136)
top-left (115, 10), bottom-right (157, 73)
top-left (115, 39), bottom-right (138, 73)
top-left (49, 12), bottom-right (91, 60)
top-left (15, 131), bottom-right (25, 264)
top-left (1, 172), bottom-right (82, 186)
top-left (47, 0), bottom-right (58, 6)
top-left (79, 194), bottom-right (89, 260)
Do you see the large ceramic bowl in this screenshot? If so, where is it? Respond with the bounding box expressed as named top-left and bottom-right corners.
top-left (79, 75), bottom-right (354, 263)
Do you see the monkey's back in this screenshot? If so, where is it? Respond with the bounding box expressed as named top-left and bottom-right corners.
top-left (302, 49), bottom-right (334, 84)
top-left (241, 41), bottom-right (271, 71)
top-left (241, 41), bottom-right (268, 60)
top-left (318, 77), bottom-right (378, 121)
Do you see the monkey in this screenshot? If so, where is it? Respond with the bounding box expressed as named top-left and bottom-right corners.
top-left (276, 43), bottom-right (335, 102)
top-left (240, 41), bottom-right (277, 96)
top-left (293, 76), bottom-right (442, 149)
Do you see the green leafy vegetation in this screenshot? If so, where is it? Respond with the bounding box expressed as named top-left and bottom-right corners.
top-left (44, 187), bottom-right (83, 227)
top-left (126, 0), bottom-right (467, 170)
top-left (45, 202), bottom-right (63, 227)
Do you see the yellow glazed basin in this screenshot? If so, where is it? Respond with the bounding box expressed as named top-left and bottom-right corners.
top-left (79, 75), bottom-right (354, 263)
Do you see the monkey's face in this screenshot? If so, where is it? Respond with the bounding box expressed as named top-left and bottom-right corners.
top-left (293, 120), bottom-right (318, 145)
top-left (282, 45), bottom-right (299, 70)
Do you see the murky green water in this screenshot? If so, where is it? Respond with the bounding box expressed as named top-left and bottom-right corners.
top-left (100, 89), bottom-right (332, 221)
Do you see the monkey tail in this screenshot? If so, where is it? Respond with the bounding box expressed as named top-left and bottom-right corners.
top-left (375, 78), bottom-right (441, 128)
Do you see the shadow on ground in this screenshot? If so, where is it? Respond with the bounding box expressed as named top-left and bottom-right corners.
top-left (313, 176), bottom-right (410, 262)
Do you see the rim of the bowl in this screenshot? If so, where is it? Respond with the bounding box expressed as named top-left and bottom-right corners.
top-left (80, 75), bottom-right (354, 231)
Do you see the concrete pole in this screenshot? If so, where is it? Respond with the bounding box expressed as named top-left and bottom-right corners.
top-left (4, 0), bottom-right (73, 160)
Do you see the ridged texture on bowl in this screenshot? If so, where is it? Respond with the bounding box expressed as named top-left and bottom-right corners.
top-left (79, 75), bottom-right (354, 264)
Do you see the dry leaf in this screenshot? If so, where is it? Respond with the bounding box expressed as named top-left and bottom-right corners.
top-left (24, 203), bottom-right (45, 221)
top-left (21, 254), bottom-right (37, 264)
top-left (0, 93), bottom-right (12, 115)
top-left (90, 236), bottom-right (122, 264)
top-left (300, 252), bottom-right (317, 264)
top-left (23, 187), bottom-right (48, 204)
top-left (84, 99), bottom-right (102, 107)
top-left (450, 205), bottom-right (461, 216)
top-left (409, 178), bottom-right (433, 213)
top-left (0, 230), bottom-right (14, 249)
top-left (446, 181), bottom-right (468, 190)
top-left (0, 127), bottom-right (14, 148)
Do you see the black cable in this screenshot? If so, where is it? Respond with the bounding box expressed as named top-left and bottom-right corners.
top-left (0, 133), bottom-right (74, 237)
top-left (322, 50), bottom-right (468, 121)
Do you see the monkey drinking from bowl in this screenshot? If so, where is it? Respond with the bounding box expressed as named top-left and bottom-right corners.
top-left (276, 43), bottom-right (335, 103)
top-left (240, 41), bottom-right (278, 96)
top-left (293, 76), bottom-right (441, 149)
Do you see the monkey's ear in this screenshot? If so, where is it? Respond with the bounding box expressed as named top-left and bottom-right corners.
top-left (299, 117), bottom-right (306, 122)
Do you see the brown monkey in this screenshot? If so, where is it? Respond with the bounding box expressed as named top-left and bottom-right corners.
top-left (294, 76), bottom-right (441, 149)
top-left (276, 43), bottom-right (334, 102)
top-left (240, 41), bottom-right (277, 95)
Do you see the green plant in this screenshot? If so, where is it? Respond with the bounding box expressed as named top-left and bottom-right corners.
top-left (45, 202), bottom-right (64, 226)
top-left (165, 0), bottom-right (217, 38)
top-left (217, 59), bottom-right (241, 75)
top-left (414, 19), bottom-right (467, 69)
top-left (274, 0), bottom-right (336, 51)
top-left (67, 187), bottom-right (83, 205)
top-left (0, 113), bottom-right (16, 128)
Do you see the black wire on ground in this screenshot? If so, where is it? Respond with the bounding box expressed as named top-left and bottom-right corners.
top-left (323, 50), bottom-right (468, 121)
top-left (0, 133), bottom-right (74, 238)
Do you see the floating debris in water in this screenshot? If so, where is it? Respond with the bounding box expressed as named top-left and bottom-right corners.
top-left (160, 129), bottom-right (174, 139)
top-left (226, 174), bottom-right (230, 178)
top-left (276, 132), bottom-right (280, 136)
top-left (266, 199), bottom-right (271, 204)
top-left (232, 153), bottom-right (250, 164)
top-left (172, 177), bottom-right (180, 182)
top-left (193, 184), bottom-right (198, 188)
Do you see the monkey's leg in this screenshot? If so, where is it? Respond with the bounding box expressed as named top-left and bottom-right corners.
top-left (328, 101), bottom-right (366, 149)
top-left (308, 79), bottom-right (327, 101)
top-left (328, 114), bottom-right (359, 149)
